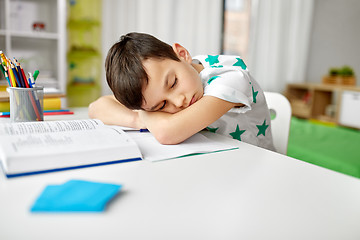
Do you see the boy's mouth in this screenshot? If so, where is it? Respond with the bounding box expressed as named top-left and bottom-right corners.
top-left (189, 95), bottom-right (196, 106)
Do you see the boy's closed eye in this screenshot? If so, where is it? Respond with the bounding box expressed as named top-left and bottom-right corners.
top-left (158, 78), bottom-right (177, 111)
top-left (159, 101), bottom-right (167, 110)
top-left (171, 78), bottom-right (177, 88)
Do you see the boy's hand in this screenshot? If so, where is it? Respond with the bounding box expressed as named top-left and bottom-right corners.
top-left (89, 95), bottom-right (146, 129)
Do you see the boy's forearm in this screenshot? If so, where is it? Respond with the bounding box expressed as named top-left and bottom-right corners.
top-left (138, 110), bottom-right (207, 145)
top-left (88, 95), bottom-right (145, 129)
top-left (138, 111), bottom-right (180, 144)
top-left (138, 96), bottom-right (236, 145)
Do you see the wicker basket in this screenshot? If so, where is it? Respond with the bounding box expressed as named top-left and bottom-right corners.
top-left (341, 76), bottom-right (356, 85)
top-left (322, 75), bottom-right (356, 86)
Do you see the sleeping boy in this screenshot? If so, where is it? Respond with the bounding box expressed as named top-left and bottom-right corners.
top-left (89, 32), bottom-right (275, 151)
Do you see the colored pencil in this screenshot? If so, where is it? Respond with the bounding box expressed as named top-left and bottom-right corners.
top-left (4, 71), bottom-right (11, 87)
top-left (14, 58), bottom-right (27, 88)
top-left (20, 65), bottom-right (30, 88)
top-left (8, 65), bottom-right (17, 87)
top-left (33, 70), bottom-right (39, 81)
top-left (10, 63), bottom-right (21, 87)
top-left (0, 62), bottom-right (4, 76)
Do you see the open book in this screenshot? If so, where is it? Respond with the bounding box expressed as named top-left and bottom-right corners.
top-left (0, 119), bottom-right (238, 178)
top-left (0, 119), bottom-right (142, 178)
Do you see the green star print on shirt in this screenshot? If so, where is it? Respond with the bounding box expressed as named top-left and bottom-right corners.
top-left (229, 125), bottom-right (246, 141)
top-left (207, 76), bottom-right (220, 84)
top-left (192, 54), bottom-right (275, 151)
top-left (205, 55), bottom-right (220, 66)
top-left (206, 127), bottom-right (219, 133)
top-left (252, 86), bottom-right (258, 103)
top-left (256, 120), bottom-right (269, 136)
top-left (233, 58), bottom-right (247, 70)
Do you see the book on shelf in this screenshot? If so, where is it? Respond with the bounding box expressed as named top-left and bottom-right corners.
top-left (0, 97), bottom-right (62, 112)
top-left (0, 88), bottom-right (65, 101)
top-left (0, 119), bottom-right (238, 178)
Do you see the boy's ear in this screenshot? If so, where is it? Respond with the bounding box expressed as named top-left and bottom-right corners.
top-left (172, 43), bottom-right (192, 63)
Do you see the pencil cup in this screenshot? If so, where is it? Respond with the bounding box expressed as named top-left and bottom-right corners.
top-left (7, 87), bottom-right (44, 122)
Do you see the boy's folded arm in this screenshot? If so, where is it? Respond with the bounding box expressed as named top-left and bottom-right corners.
top-left (88, 95), bottom-right (145, 129)
top-left (139, 96), bottom-right (238, 144)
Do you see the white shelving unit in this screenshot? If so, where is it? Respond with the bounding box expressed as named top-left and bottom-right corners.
top-left (0, 0), bottom-right (66, 93)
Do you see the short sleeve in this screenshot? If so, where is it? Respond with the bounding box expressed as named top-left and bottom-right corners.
top-left (201, 67), bottom-right (253, 113)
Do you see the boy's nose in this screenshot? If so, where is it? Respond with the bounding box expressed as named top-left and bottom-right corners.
top-left (172, 94), bottom-right (186, 109)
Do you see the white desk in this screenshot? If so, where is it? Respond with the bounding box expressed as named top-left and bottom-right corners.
top-left (1, 109), bottom-right (360, 239)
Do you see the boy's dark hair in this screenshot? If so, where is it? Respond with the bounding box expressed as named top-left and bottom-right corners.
top-left (105, 32), bottom-right (180, 109)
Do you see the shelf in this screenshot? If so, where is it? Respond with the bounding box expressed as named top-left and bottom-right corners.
top-left (285, 83), bottom-right (360, 129)
top-left (1, 30), bottom-right (59, 39)
top-left (0, 0), bottom-right (66, 93)
top-left (66, 0), bottom-right (102, 107)
top-left (67, 20), bottom-right (101, 28)
top-left (67, 50), bottom-right (100, 58)
top-left (8, 30), bottom-right (59, 40)
top-left (290, 100), bottom-right (311, 119)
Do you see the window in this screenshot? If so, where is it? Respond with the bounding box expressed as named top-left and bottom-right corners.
top-left (222, 0), bottom-right (251, 62)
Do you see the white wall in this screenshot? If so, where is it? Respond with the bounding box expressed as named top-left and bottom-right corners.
top-left (306, 0), bottom-right (360, 85)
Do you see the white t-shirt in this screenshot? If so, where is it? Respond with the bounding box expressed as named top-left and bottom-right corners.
top-left (194, 55), bottom-right (275, 151)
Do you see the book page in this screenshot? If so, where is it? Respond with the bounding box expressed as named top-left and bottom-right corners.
top-left (0, 119), bottom-right (139, 159)
top-left (2, 126), bottom-right (132, 156)
top-left (127, 131), bottom-right (238, 162)
top-left (0, 119), bottom-right (104, 136)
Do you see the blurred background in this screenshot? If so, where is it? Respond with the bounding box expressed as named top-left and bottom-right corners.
top-left (1, 0), bottom-right (359, 104)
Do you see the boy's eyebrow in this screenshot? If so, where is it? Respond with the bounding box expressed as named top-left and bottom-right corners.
top-left (149, 70), bottom-right (170, 111)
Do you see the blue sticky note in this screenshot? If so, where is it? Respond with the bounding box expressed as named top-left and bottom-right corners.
top-left (31, 180), bottom-right (122, 212)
